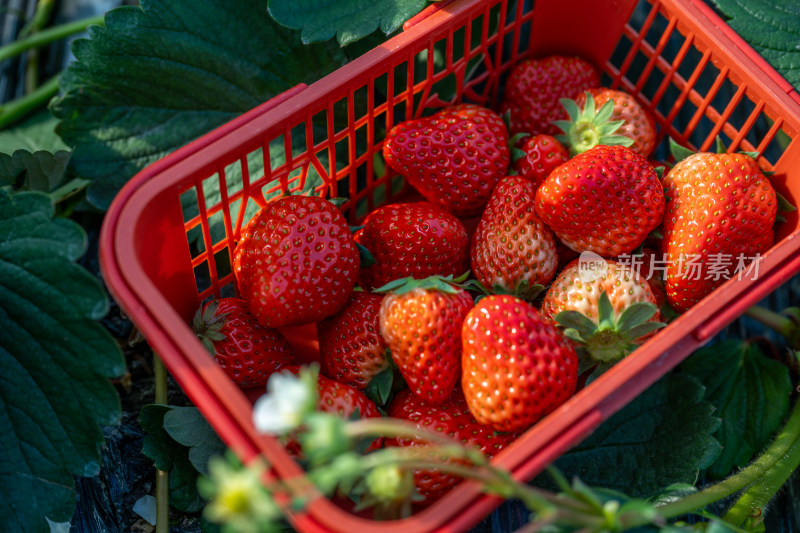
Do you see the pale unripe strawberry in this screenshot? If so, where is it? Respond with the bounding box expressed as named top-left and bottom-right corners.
top-left (543, 259), bottom-right (664, 364)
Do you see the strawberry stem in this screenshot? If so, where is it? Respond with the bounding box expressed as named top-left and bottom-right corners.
top-left (745, 305), bottom-right (800, 347)
top-left (722, 427), bottom-right (800, 527)
top-left (651, 396), bottom-right (800, 525)
top-left (154, 355), bottom-right (170, 533)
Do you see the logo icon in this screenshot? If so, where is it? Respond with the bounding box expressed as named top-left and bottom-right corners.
top-left (578, 251), bottom-right (608, 283)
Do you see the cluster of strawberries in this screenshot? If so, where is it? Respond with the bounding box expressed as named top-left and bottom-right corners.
top-left (193, 55), bottom-right (779, 506)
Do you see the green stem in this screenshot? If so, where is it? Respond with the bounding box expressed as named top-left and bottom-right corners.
top-left (21, 0), bottom-right (57, 93)
top-left (154, 355), bottom-right (169, 533)
top-left (745, 306), bottom-right (795, 339)
top-left (25, 49), bottom-right (40, 94)
top-left (0, 14), bottom-right (104, 62)
top-left (19, 0), bottom-right (57, 39)
top-left (654, 397), bottom-right (800, 523)
top-left (722, 421), bottom-right (800, 526)
top-left (50, 177), bottom-right (89, 204)
top-left (345, 418), bottom-right (600, 521)
top-left (345, 418), bottom-right (468, 448)
top-left (0, 75), bottom-right (59, 129)
top-left (356, 445), bottom-right (593, 519)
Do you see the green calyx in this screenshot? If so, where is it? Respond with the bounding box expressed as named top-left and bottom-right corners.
top-left (554, 92), bottom-right (634, 156)
top-left (373, 272), bottom-right (471, 295)
top-left (492, 279), bottom-right (545, 302)
top-left (508, 132), bottom-right (529, 164)
top-left (555, 292), bottom-right (665, 364)
top-left (192, 301), bottom-right (227, 356)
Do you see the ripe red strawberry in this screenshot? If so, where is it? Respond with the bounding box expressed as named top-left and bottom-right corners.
top-left (378, 277), bottom-right (474, 405)
top-left (386, 389), bottom-right (517, 506)
top-left (501, 55), bottom-right (600, 136)
top-left (512, 134), bottom-right (569, 188)
top-left (662, 151), bottom-right (777, 312)
top-left (461, 295), bottom-right (578, 432)
top-left (317, 292), bottom-right (389, 390)
top-left (470, 176), bottom-right (558, 297)
top-left (193, 298), bottom-right (294, 388)
top-left (574, 89), bottom-right (656, 157)
top-left (232, 195), bottom-right (359, 328)
top-left (355, 202), bottom-right (469, 290)
top-left (382, 104), bottom-right (510, 217)
top-left (542, 258), bottom-right (664, 364)
top-left (534, 144), bottom-right (665, 257)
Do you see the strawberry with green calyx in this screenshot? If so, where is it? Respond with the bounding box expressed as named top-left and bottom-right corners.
top-left (570, 89), bottom-right (656, 157)
top-left (501, 55), bottom-right (600, 136)
top-left (553, 91), bottom-right (634, 157)
top-left (461, 295), bottom-right (578, 432)
top-left (554, 291), bottom-right (664, 368)
top-left (511, 134), bottom-right (569, 188)
top-left (542, 258), bottom-right (664, 364)
top-left (386, 388), bottom-right (518, 506)
top-left (193, 298), bottom-right (294, 388)
top-left (232, 194), bottom-right (360, 328)
top-left (382, 104), bottom-right (510, 217)
top-left (376, 275), bottom-right (474, 405)
top-left (535, 144), bottom-right (665, 257)
top-left (470, 176), bottom-right (558, 299)
top-left (662, 139), bottom-right (778, 312)
top-left (317, 292), bottom-right (389, 390)
top-left (354, 202), bottom-right (469, 290)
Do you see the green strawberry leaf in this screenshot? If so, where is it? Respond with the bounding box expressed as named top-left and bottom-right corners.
top-left (711, 0), bottom-right (800, 87)
top-left (537, 373), bottom-right (721, 498)
top-left (0, 110), bottom-right (69, 154)
top-left (140, 405), bottom-right (182, 472)
top-left (163, 406), bottom-right (226, 476)
top-left (0, 188), bottom-right (124, 532)
top-left (679, 339), bottom-right (792, 479)
top-left (0, 150), bottom-right (71, 193)
top-left (141, 404), bottom-right (226, 512)
top-left (267, 0), bottom-right (426, 47)
top-left (51, 0), bottom-right (346, 210)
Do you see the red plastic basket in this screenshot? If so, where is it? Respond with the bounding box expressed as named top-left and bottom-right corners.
top-left (100, 0), bottom-right (800, 530)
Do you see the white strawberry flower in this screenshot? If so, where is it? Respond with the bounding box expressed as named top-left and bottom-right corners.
top-left (252, 368), bottom-right (317, 435)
